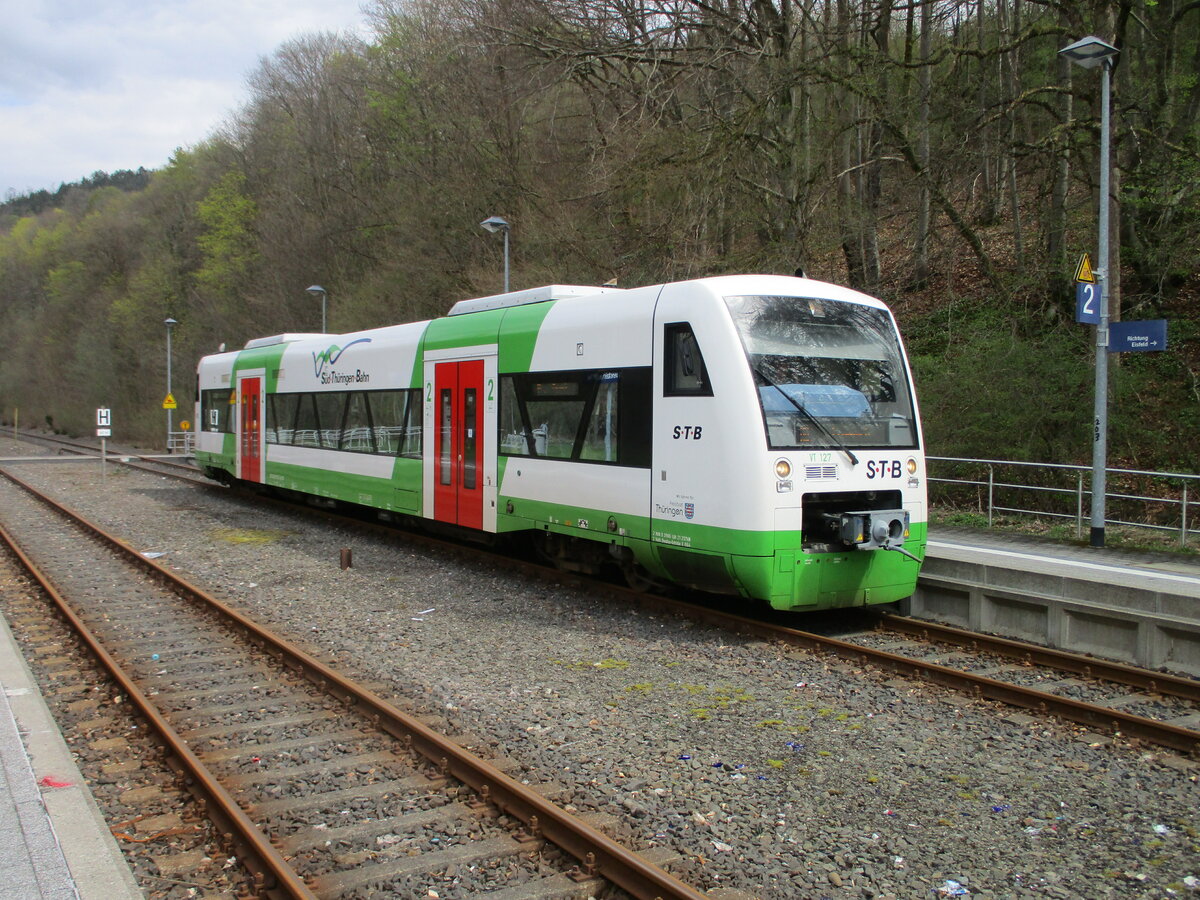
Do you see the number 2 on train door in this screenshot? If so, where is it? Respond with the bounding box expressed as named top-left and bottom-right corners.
top-left (433, 360), bottom-right (484, 530)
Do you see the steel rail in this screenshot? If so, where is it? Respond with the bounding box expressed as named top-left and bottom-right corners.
top-left (0, 467), bottom-right (707, 900)
top-left (95, 456), bottom-right (1200, 757)
top-left (875, 612), bottom-right (1200, 701)
top-left (630, 593), bottom-right (1200, 755)
top-left (0, 500), bottom-right (314, 899)
top-left (8, 430), bottom-right (199, 475)
top-left (811, 634), bottom-right (1200, 754)
top-left (16, 441), bottom-right (1196, 756)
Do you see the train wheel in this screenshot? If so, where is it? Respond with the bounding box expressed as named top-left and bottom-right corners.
top-left (620, 562), bottom-right (657, 593)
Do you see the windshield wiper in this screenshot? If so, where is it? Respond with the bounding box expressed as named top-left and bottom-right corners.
top-left (754, 365), bottom-right (859, 467)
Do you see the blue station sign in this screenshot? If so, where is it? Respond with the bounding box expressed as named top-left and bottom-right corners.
top-left (1073, 252), bottom-right (1100, 324)
top-left (1108, 319), bottom-right (1168, 353)
top-left (1076, 282), bottom-right (1101, 324)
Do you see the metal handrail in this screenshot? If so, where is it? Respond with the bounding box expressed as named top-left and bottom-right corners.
top-left (927, 456), bottom-right (1199, 546)
top-left (167, 431), bottom-right (194, 455)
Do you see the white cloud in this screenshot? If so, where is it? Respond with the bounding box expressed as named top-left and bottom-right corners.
top-left (0, 0), bottom-right (369, 195)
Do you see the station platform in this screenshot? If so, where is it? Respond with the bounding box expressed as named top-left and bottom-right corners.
top-left (0, 614), bottom-right (142, 900)
top-left (929, 524), bottom-right (1200, 591)
top-left (915, 525), bottom-right (1200, 674)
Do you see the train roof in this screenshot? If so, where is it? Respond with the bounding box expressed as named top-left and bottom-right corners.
top-left (200, 274), bottom-right (891, 366)
top-left (689, 274), bottom-right (891, 310)
top-left (447, 284), bottom-right (625, 316)
top-left (243, 332), bottom-right (330, 349)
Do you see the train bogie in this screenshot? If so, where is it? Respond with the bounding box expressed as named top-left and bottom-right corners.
top-left (195, 275), bottom-right (926, 610)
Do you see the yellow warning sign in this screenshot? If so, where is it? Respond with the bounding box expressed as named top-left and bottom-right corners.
top-left (162, 393), bottom-right (177, 410)
top-left (179, 420), bottom-right (191, 431)
top-left (1074, 253), bottom-right (1095, 284)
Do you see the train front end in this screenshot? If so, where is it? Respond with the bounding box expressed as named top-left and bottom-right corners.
top-left (650, 275), bottom-right (925, 610)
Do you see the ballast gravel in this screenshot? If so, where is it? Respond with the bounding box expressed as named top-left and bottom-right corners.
top-left (3, 443), bottom-right (1198, 900)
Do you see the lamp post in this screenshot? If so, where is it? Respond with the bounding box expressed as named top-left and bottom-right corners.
top-left (306, 284), bottom-right (328, 332)
top-left (164, 317), bottom-right (177, 452)
top-left (479, 216), bottom-right (511, 293)
top-left (1059, 35), bottom-right (1119, 548)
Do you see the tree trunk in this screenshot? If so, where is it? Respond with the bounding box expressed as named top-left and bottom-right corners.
top-left (913, 0), bottom-right (933, 285)
top-left (1047, 46), bottom-right (1071, 281)
top-left (1004, 0), bottom-right (1023, 267)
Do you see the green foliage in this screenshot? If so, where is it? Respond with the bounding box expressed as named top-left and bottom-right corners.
top-left (195, 171), bottom-right (260, 298)
top-left (0, 2), bottom-right (1195, 463)
top-left (1124, 152), bottom-right (1200, 290)
top-left (908, 300), bottom-right (1094, 463)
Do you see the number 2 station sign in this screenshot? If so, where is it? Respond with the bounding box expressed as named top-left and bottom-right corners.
top-left (1074, 252), bottom-right (1101, 325)
top-left (1072, 252), bottom-right (1168, 352)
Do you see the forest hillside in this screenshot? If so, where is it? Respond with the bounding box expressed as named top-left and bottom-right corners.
top-left (1, 0), bottom-right (1197, 472)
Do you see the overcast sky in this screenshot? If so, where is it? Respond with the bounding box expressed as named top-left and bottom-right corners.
top-left (1, 0), bottom-right (370, 197)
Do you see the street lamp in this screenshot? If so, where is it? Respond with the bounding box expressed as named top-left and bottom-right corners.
top-left (1059, 35), bottom-right (1119, 548)
top-left (306, 284), bottom-right (328, 332)
top-left (164, 317), bottom-right (177, 452)
top-left (479, 216), bottom-right (511, 293)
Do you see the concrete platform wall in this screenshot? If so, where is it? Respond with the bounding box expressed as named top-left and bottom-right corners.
top-left (903, 543), bottom-right (1200, 677)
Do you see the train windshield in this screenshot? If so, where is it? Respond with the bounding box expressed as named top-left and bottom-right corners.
top-left (724, 294), bottom-right (918, 450)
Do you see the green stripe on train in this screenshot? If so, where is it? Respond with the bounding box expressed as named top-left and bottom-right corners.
top-left (262, 459), bottom-right (423, 513)
top-left (419, 302), bottom-right (554, 372)
top-left (231, 344), bottom-right (290, 389)
top-left (198, 447), bottom-right (925, 611)
top-left (499, 493), bottom-right (925, 610)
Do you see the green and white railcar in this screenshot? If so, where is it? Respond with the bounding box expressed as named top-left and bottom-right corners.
top-left (195, 274), bottom-right (926, 610)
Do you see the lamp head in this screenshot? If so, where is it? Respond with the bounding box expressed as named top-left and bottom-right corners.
top-left (1059, 36), bottom-right (1119, 69)
top-left (480, 215), bottom-right (510, 234)
top-left (306, 284), bottom-right (326, 297)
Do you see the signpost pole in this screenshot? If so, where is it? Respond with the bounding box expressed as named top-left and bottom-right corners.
top-left (96, 407), bottom-right (112, 481)
top-left (1090, 55), bottom-right (1113, 548)
top-left (164, 318), bottom-right (177, 453)
top-left (1061, 35), bottom-right (1120, 550)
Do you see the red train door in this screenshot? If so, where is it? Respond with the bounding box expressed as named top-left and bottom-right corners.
top-left (433, 359), bottom-right (484, 529)
top-left (239, 375), bottom-right (263, 483)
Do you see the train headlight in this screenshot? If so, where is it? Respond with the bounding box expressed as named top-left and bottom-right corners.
top-left (906, 457), bottom-right (918, 475)
top-left (775, 458), bottom-right (792, 479)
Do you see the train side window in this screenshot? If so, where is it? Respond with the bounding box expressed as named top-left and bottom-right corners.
top-left (292, 395), bottom-right (322, 448)
top-left (314, 392), bottom-right (346, 449)
top-left (579, 374), bottom-right (619, 462)
top-left (340, 392), bottom-right (376, 453)
top-left (664, 323), bottom-right (713, 396)
top-left (618, 367), bottom-right (652, 467)
top-left (260, 394), bottom-right (277, 444)
top-left (268, 393), bottom-right (299, 445)
top-left (498, 378), bottom-right (533, 456)
top-left (398, 390), bottom-right (423, 459)
top-left (368, 390), bottom-right (404, 455)
top-left (499, 368), bottom-right (651, 468)
top-left (201, 389), bottom-right (234, 434)
top-left (361, 389), bottom-right (421, 457)
top-left (521, 377), bottom-right (586, 460)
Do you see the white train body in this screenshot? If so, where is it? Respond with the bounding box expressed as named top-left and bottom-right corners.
top-left (196, 274), bottom-right (926, 609)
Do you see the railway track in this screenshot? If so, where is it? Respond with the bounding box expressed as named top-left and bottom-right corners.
top-left (5, 429), bottom-right (206, 483)
top-left (0, 552), bottom-right (246, 897)
top-left (535, 592), bottom-right (1200, 757)
top-left (826, 612), bottom-right (1200, 754)
top-left (0, 465), bottom-right (707, 899)
top-left (10, 430), bottom-right (1200, 758)
top-left (627, 594), bottom-right (1200, 757)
